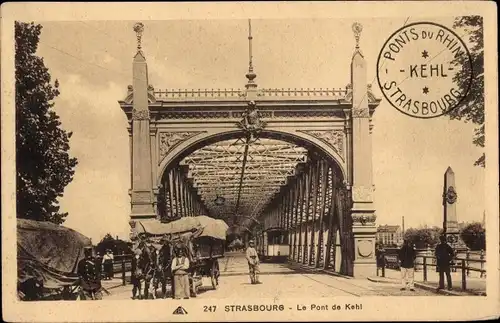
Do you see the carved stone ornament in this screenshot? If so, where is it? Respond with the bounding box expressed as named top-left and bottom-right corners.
top-left (352, 213), bottom-right (377, 225)
top-left (344, 83), bottom-right (379, 106)
top-left (445, 186), bottom-right (458, 204)
top-left (159, 131), bottom-right (205, 160)
top-left (237, 100), bottom-right (267, 138)
top-left (352, 108), bottom-right (370, 118)
top-left (133, 22), bottom-right (144, 52)
top-left (446, 234), bottom-right (458, 244)
top-left (352, 22), bottom-right (363, 49)
top-left (357, 239), bottom-right (373, 258)
top-left (299, 129), bottom-right (344, 157)
top-left (352, 185), bottom-right (373, 202)
top-left (132, 109), bottom-right (150, 120)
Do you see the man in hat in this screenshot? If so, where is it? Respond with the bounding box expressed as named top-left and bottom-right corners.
top-left (245, 240), bottom-right (261, 284)
top-left (397, 238), bottom-right (416, 291)
top-left (435, 235), bottom-right (455, 290)
top-left (77, 246), bottom-right (103, 300)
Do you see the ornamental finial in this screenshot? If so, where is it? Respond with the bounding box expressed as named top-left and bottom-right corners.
top-left (133, 22), bottom-right (145, 52)
top-left (352, 22), bottom-right (363, 49)
top-left (245, 19), bottom-right (257, 90)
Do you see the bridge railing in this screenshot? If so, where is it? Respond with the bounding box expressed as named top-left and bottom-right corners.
top-left (153, 88), bottom-right (244, 99)
top-left (259, 88), bottom-right (348, 98)
top-left (102, 253), bottom-right (133, 286)
top-left (376, 249), bottom-right (486, 292)
top-left (152, 87), bottom-right (349, 100)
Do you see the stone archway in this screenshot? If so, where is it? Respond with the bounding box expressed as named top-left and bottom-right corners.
top-left (119, 21), bottom-right (380, 277)
top-left (156, 129), bottom-right (347, 187)
top-left (155, 128), bottom-right (355, 275)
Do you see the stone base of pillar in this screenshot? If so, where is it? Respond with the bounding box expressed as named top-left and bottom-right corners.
top-left (130, 189), bottom-right (156, 219)
top-left (130, 213), bottom-right (157, 220)
top-left (352, 262), bottom-right (377, 278)
top-left (351, 212), bottom-right (377, 278)
top-left (131, 204), bottom-right (156, 220)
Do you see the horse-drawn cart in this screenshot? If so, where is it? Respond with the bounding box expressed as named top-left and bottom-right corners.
top-left (188, 235), bottom-right (224, 294)
top-left (17, 219), bottom-right (93, 300)
top-left (130, 216), bottom-right (228, 297)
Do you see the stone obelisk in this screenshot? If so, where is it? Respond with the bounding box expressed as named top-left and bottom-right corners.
top-left (443, 167), bottom-right (460, 246)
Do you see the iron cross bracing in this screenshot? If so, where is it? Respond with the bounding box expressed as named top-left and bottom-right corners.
top-left (177, 137), bottom-right (308, 224)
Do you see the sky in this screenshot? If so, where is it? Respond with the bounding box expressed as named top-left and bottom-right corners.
top-left (33, 18), bottom-right (484, 242)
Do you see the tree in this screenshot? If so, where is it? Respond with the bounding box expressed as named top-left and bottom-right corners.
top-left (450, 16), bottom-right (484, 167)
top-left (404, 227), bottom-right (442, 249)
top-left (16, 22), bottom-right (78, 224)
top-left (460, 222), bottom-right (485, 251)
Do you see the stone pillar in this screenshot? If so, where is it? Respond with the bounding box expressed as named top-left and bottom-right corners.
top-left (349, 23), bottom-right (377, 277)
top-left (130, 48), bottom-right (155, 219)
top-left (443, 167), bottom-right (463, 247)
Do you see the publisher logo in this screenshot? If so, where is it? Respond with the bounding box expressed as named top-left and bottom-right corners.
top-left (173, 306), bottom-right (188, 315)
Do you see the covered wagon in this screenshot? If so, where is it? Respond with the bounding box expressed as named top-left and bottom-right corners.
top-left (129, 216), bottom-right (228, 296)
top-left (17, 218), bottom-right (92, 300)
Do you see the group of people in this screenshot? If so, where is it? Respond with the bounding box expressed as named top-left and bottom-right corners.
top-left (398, 235), bottom-right (455, 291)
top-left (95, 249), bottom-right (115, 280)
top-left (77, 241), bottom-right (192, 301)
top-left (77, 239), bottom-right (263, 300)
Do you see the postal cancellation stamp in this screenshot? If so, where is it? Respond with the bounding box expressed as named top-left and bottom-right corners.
top-left (377, 22), bottom-right (473, 119)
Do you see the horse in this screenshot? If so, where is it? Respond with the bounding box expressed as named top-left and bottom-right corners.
top-left (132, 242), bottom-right (156, 300)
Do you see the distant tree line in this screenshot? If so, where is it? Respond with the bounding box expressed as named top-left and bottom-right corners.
top-left (377, 222), bottom-right (485, 251)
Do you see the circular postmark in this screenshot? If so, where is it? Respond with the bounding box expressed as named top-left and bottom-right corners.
top-left (377, 22), bottom-right (473, 119)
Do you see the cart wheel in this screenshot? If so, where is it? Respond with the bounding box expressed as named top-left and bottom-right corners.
top-left (211, 260), bottom-right (220, 290)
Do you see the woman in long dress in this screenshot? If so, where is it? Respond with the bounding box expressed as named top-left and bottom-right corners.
top-left (171, 245), bottom-right (190, 299)
top-left (102, 250), bottom-right (113, 280)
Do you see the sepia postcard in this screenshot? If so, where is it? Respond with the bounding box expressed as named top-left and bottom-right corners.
top-left (1, 1), bottom-right (499, 322)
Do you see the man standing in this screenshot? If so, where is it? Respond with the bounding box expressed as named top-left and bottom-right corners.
top-left (171, 244), bottom-right (190, 299)
top-left (95, 252), bottom-right (103, 280)
top-left (245, 240), bottom-right (261, 284)
top-left (77, 246), bottom-right (103, 300)
top-left (435, 235), bottom-right (454, 290)
top-left (398, 238), bottom-right (416, 291)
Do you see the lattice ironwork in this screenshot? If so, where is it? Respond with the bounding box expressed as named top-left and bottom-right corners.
top-left (178, 137), bottom-right (308, 223)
